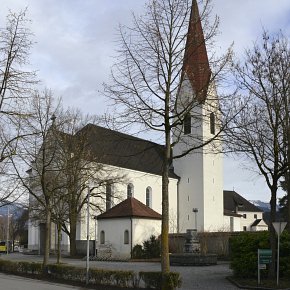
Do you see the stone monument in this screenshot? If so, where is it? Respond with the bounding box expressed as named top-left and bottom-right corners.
top-left (170, 229), bottom-right (217, 266)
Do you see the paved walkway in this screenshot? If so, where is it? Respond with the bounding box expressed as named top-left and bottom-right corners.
top-left (0, 253), bottom-right (238, 289)
top-left (0, 273), bottom-right (81, 290)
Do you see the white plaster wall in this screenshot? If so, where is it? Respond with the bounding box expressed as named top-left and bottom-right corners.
top-left (28, 220), bottom-right (39, 251)
top-left (97, 217), bottom-right (161, 259)
top-left (132, 218), bottom-right (162, 246)
top-left (201, 94), bottom-right (224, 231)
top-left (238, 211), bottom-right (265, 231)
top-left (97, 218), bottom-right (132, 259)
top-left (173, 78), bottom-right (224, 232)
top-left (222, 215), bottom-right (241, 232)
top-left (79, 165), bottom-right (178, 240)
top-left (253, 222), bottom-right (268, 231)
top-left (173, 149), bottom-right (205, 232)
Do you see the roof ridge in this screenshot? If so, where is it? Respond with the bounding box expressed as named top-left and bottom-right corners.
top-left (97, 197), bottom-right (162, 220)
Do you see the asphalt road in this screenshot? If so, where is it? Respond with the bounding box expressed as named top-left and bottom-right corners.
top-left (0, 253), bottom-right (238, 290)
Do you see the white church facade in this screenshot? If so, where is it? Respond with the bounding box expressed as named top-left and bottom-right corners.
top-left (28, 0), bottom-right (267, 257)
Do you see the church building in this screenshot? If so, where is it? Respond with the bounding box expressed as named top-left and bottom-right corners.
top-left (28, 0), bottom-right (267, 258)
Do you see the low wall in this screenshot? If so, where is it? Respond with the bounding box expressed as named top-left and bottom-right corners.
top-left (169, 231), bottom-right (249, 258)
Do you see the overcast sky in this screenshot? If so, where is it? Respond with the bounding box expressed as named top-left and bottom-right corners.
top-left (1, 0), bottom-right (290, 202)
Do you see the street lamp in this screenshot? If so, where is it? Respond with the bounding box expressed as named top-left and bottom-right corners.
top-left (86, 184), bottom-right (91, 285)
top-left (192, 208), bottom-right (198, 230)
top-left (6, 206), bottom-right (10, 255)
top-left (93, 216), bottom-right (98, 257)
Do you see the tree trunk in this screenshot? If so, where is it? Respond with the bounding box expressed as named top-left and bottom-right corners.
top-left (43, 209), bottom-right (51, 269)
top-left (285, 171), bottom-right (290, 232)
top-left (287, 189), bottom-right (290, 232)
top-left (69, 213), bottom-right (77, 257)
top-left (269, 188), bottom-right (277, 278)
top-left (161, 128), bottom-right (171, 289)
top-left (56, 223), bottom-right (61, 264)
top-left (287, 124), bottom-right (290, 232)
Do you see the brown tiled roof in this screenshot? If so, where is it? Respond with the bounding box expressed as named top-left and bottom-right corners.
top-left (97, 197), bottom-right (162, 220)
top-left (182, 0), bottom-right (211, 102)
top-left (77, 124), bottom-right (179, 179)
top-left (223, 190), bottom-right (263, 213)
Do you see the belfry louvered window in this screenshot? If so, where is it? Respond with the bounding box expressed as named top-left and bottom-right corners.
top-left (146, 186), bottom-right (152, 208)
top-left (184, 114), bottom-right (191, 134)
top-left (210, 112), bottom-right (215, 135)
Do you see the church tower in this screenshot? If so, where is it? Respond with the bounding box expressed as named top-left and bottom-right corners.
top-left (173, 0), bottom-right (224, 232)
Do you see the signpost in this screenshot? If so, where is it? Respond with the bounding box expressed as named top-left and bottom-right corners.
top-left (273, 221), bottom-right (287, 286)
top-left (258, 249), bottom-right (272, 285)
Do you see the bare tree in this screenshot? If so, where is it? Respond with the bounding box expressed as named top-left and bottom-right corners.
top-left (15, 97), bottom-right (126, 262)
top-left (10, 90), bottom-right (63, 268)
top-left (103, 0), bottom-right (232, 282)
top-left (55, 111), bottom-right (126, 257)
top-left (0, 9), bottom-right (37, 203)
top-left (226, 31), bottom-right (290, 277)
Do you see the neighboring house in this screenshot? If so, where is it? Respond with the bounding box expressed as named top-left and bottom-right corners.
top-left (96, 197), bottom-right (162, 260)
top-left (223, 190), bottom-right (268, 232)
top-left (27, 0), bottom-right (267, 256)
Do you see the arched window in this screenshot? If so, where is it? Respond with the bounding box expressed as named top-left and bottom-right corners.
top-left (184, 114), bottom-right (191, 135)
top-left (106, 183), bottom-right (113, 211)
top-left (210, 112), bottom-right (215, 135)
top-left (100, 230), bottom-right (105, 244)
top-left (124, 230), bottom-right (129, 244)
top-left (127, 183), bottom-right (134, 198)
top-left (146, 186), bottom-right (152, 208)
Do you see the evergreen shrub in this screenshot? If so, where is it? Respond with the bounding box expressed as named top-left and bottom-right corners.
top-left (132, 235), bottom-right (160, 259)
top-left (229, 231), bottom-right (290, 278)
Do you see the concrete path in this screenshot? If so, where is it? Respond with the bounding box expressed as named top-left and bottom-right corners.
top-left (0, 272), bottom-right (82, 290)
top-left (0, 253), bottom-right (238, 289)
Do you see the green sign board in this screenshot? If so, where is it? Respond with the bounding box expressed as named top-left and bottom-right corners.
top-left (259, 249), bottom-right (272, 264)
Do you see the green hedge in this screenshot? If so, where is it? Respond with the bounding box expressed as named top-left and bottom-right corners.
top-left (140, 271), bottom-right (182, 290)
top-left (0, 260), bottom-right (43, 275)
top-left (229, 231), bottom-right (290, 278)
top-left (0, 259), bottom-right (182, 289)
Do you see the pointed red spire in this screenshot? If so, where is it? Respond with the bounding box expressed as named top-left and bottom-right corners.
top-left (183, 0), bottom-right (211, 102)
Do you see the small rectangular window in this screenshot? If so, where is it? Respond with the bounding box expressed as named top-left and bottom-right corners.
top-left (243, 226), bottom-right (247, 231)
top-left (100, 231), bottom-right (105, 244)
top-left (184, 114), bottom-right (191, 134)
top-left (124, 230), bottom-right (129, 244)
top-left (254, 214), bottom-right (257, 219)
top-left (243, 214), bottom-right (247, 219)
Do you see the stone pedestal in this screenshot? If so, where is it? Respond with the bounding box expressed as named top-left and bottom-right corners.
top-left (183, 229), bottom-right (200, 253)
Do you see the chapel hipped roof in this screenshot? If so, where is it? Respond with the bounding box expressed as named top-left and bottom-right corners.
top-left (182, 0), bottom-right (211, 102)
top-left (97, 197), bottom-right (162, 220)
